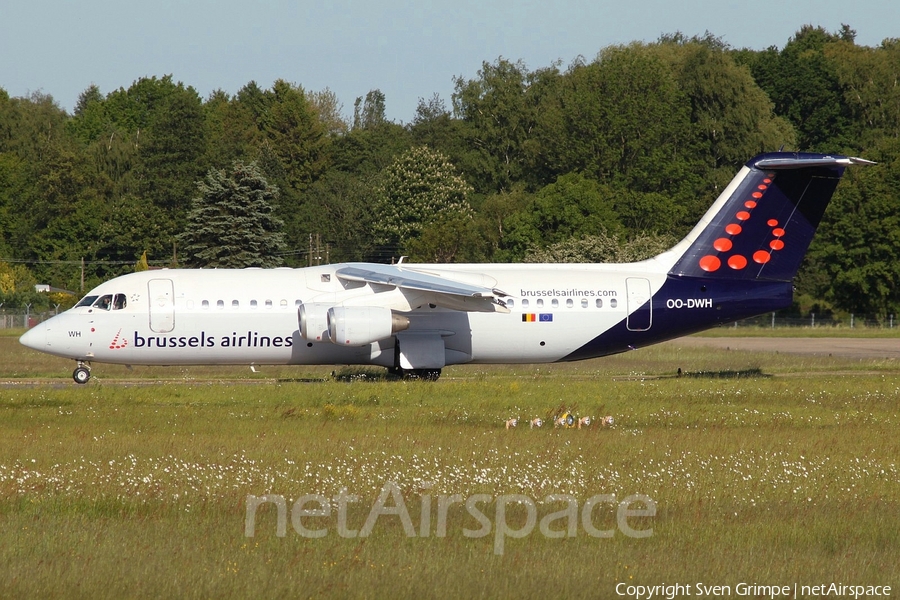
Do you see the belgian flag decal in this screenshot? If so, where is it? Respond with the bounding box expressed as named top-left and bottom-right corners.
top-left (522, 314), bottom-right (553, 322)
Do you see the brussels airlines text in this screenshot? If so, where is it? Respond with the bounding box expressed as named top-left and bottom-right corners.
top-left (133, 331), bottom-right (294, 349)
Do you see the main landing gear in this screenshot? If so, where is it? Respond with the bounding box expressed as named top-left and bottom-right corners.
top-left (407, 368), bottom-right (441, 381)
top-left (388, 367), bottom-right (442, 381)
top-left (73, 361), bottom-right (91, 384)
top-left (389, 343), bottom-right (441, 381)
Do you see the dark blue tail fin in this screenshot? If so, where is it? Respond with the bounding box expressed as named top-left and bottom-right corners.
top-left (669, 153), bottom-right (874, 282)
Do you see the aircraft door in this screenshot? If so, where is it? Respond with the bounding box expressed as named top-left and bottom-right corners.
top-left (148, 279), bottom-right (175, 333)
top-left (626, 277), bottom-right (652, 331)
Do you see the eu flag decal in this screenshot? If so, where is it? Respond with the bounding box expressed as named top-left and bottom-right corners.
top-left (522, 313), bottom-right (553, 322)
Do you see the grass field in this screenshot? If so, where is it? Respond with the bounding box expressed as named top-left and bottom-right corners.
top-left (1, 333), bottom-right (898, 599)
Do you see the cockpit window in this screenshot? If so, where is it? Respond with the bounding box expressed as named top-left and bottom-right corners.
top-left (75, 295), bottom-right (99, 308)
top-left (93, 295), bottom-right (113, 310)
top-left (113, 294), bottom-right (127, 310)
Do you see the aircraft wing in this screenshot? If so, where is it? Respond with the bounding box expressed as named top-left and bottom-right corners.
top-left (335, 263), bottom-right (509, 313)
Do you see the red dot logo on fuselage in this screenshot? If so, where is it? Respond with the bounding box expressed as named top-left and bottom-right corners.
top-left (109, 329), bottom-right (128, 350)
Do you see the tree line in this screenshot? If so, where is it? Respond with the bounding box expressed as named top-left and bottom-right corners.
top-left (1, 25), bottom-right (899, 317)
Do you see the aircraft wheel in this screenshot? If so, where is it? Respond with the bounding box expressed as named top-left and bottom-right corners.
top-left (73, 366), bottom-right (91, 384)
top-left (405, 368), bottom-right (441, 381)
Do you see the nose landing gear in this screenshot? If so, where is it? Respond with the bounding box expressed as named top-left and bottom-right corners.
top-left (73, 362), bottom-right (91, 384)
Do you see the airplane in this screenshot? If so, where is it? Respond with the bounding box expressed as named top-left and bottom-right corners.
top-left (20, 152), bottom-right (873, 384)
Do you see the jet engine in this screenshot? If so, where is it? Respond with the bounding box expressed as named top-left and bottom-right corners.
top-left (298, 303), bottom-right (333, 341)
top-left (327, 306), bottom-right (409, 346)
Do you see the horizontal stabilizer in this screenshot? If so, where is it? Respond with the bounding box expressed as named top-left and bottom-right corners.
top-left (753, 156), bottom-right (876, 169)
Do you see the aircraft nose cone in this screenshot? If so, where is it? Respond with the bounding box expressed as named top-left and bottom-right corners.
top-left (19, 324), bottom-right (47, 351)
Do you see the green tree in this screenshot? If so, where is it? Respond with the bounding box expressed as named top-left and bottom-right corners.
top-left (0, 261), bottom-right (45, 311)
top-left (177, 162), bottom-right (285, 268)
top-left (473, 186), bottom-right (533, 261)
top-left (0, 152), bottom-right (28, 258)
top-left (0, 260), bottom-right (35, 294)
top-left (261, 80), bottom-right (331, 194)
top-left (738, 26), bottom-right (853, 151)
top-left (330, 121), bottom-right (411, 176)
top-left (135, 251), bottom-right (149, 272)
top-left (825, 38), bottom-right (900, 150)
top-left (94, 76), bottom-right (208, 238)
top-left (203, 88), bottom-right (263, 168)
top-left (372, 146), bottom-right (474, 255)
top-left (139, 83), bottom-right (208, 214)
top-left (353, 89), bottom-right (387, 130)
top-left (67, 84), bottom-right (106, 144)
top-left (452, 59), bottom-right (556, 193)
top-left (407, 214), bottom-right (487, 263)
top-left (409, 94), bottom-right (471, 173)
top-left (498, 172), bottom-right (621, 261)
top-left (659, 41), bottom-right (795, 169)
top-left (252, 81), bottom-right (334, 254)
top-left (536, 46), bottom-right (694, 195)
top-left (523, 232), bottom-right (677, 263)
top-left (295, 171), bottom-right (380, 262)
top-left (614, 188), bottom-right (686, 235)
top-left (308, 88), bottom-right (349, 136)
top-left (802, 141), bottom-right (900, 316)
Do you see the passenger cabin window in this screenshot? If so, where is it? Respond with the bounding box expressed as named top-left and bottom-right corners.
top-left (217, 300), bottom-right (224, 309)
top-left (250, 300), bottom-right (258, 309)
top-left (265, 300), bottom-right (273, 309)
top-left (507, 299), bottom-right (515, 308)
top-left (610, 298), bottom-right (618, 308)
top-left (232, 300), bottom-right (239, 309)
top-left (536, 299), bottom-right (544, 308)
top-left (596, 299), bottom-right (603, 308)
top-left (522, 299), bottom-right (529, 308)
top-left (581, 298), bottom-right (588, 308)
top-left (566, 299), bottom-right (574, 308)
top-left (551, 299), bottom-right (559, 308)
top-left (280, 299), bottom-right (288, 309)
top-left (202, 300), bottom-right (209, 310)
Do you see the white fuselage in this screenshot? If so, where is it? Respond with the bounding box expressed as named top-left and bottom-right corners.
top-left (25, 261), bottom-right (670, 368)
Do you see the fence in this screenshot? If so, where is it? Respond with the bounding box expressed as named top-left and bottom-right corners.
top-left (0, 311), bottom-right (58, 330)
top-left (727, 312), bottom-right (896, 329)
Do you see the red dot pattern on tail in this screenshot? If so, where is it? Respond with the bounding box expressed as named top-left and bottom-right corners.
top-left (698, 173), bottom-right (787, 272)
